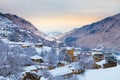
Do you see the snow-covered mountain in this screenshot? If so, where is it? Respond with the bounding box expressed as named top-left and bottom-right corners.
top-left (4, 14), bottom-right (47, 37)
top-left (0, 12), bottom-right (53, 46)
top-left (46, 31), bottom-right (62, 37)
top-left (58, 13), bottom-right (120, 50)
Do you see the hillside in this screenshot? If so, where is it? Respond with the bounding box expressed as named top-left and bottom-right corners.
top-left (58, 13), bottom-right (120, 50)
top-left (4, 14), bottom-right (47, 37)
top-left (46, 31), bottom-right (62, 37)
top-left (0, 12), bottom-right (52, 46)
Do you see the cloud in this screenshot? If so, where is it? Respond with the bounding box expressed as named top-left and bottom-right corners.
top-left (0, 0), bottom-right (120, 32)
top-left (0, 0), bottom-right (120, 16)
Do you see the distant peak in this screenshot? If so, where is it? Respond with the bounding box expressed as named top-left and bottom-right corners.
top-left (112, 13), bottom-right (120, 18)
top-left (5, 13), bottom-right (19, 19)
top-left (115, 13), bottom-right (120, 16)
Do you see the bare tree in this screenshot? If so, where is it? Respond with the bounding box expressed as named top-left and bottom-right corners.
top-left (22, 47), bottom-right (38, 56)
top-left (0, 53), bottom-right (23, 76)
top-left (41, 70), bottom-right (52, 78)
top-left (77, 51), bottom-right (94, 73)
top-left (118, 60), bottom-right (120, 65)
top-left (44, 50), bottom-right (58, 66)
top-left (64, 52), bottom-right (72, 63)
top-left (58, 50), bottom-right (64, 63)
top-left (59, 48), bottom-right (72, 63)
top-left (0, 41), bottom-right (9, 53)
top-left (10, 45), bottom-right (23, 54)
top-left (0, 41), bottom-right (23, 77)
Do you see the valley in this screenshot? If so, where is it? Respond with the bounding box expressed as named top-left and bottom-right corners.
top-left (0, 12), bottom-right (120, 80)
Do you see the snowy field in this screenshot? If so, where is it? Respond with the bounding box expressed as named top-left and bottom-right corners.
top-left (84, 65), bottom-right (120, 80)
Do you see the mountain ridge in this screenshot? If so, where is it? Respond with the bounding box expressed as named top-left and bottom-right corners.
top-left (58, 13), bottom-right (120, 50)
top-left (4, 13), bottom-right (47, 37)
top-left (0, 12), bottom-right (53, 46)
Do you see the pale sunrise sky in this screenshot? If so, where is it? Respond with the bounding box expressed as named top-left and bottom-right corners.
top-left (0, 0), bottom-right (120, 33)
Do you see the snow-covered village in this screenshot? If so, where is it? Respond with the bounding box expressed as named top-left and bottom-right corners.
top-left (0, 0), bottom-right (120, 80)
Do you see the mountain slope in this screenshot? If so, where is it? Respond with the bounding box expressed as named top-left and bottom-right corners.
top-left (0, 12), bottom-right (52, 46)
top-left (58, 13), bottom-right (120, 50)
top-left (4, 13), bottom-right (47, 37)
top-left (46, 31), bottom-right (62, 37)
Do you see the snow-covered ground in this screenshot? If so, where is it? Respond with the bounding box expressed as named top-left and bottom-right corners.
top-left (49, 65), bottom-right (72, 77)
top-left (0, 76), bottom-right (12, 80)
top-left (41, 65), bottom-right (120, 80)
top-left (85, 65), bottom-right (120, 80)
top-left (96, 60), bottom-right (107, 68)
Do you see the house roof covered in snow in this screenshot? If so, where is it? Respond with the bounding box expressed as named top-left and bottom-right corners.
top-left (74, 51), bottom-right (80, 56)
top-left (35, 43), bottom-right (43, 45)
top-left (91, 52), bottom-right (102, 56)
top-left (66, 47), bottom-right (74, 50)
top-left (31, 55), bottom-right (43, 59)
top-left (24, 65), bottom-right (47, 71)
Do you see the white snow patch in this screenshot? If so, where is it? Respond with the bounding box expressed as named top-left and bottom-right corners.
top-left (91, 52), bottom-right (102, 56)
top-left (49, 65), bottom-right (73, 77)
top-left (24, 65), bottom-right (47, 71)
top-left (31, 55), bottom-right (43, 59)
top-left (96, 60), bottom-right (107, 68)
top-left (41, 77), bottom-right (48, 80)
top-left (0, 76), bottom-right (12, 80)
top-left (85, 66), bottom-right (120, 80)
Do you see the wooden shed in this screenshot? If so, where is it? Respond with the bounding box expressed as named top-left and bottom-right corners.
top-left (93, 54), bottom-right (104, 62)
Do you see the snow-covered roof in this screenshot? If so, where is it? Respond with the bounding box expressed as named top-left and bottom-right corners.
top-left (31, 55), bottom-right (43, 59)
top-left (24, 65), bottom-right (47, 71)
top-left (49, 65), bottom-right (73, 77)
top-left (91, 52), bottom-right (102, 56)
top-left (75, 47), bottom-right (82, 50)
top-left (74, 51), bottom-right (80, 56)
top-left (66, 47), bottom-right (74, 50)
top-left (93, 47), bottom-right (103, 51)
top-left (35, 43), bottom-right (43, 45)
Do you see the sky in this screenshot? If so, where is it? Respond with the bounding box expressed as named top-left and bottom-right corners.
top-left (0, 0), bottom-right (120, 33)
